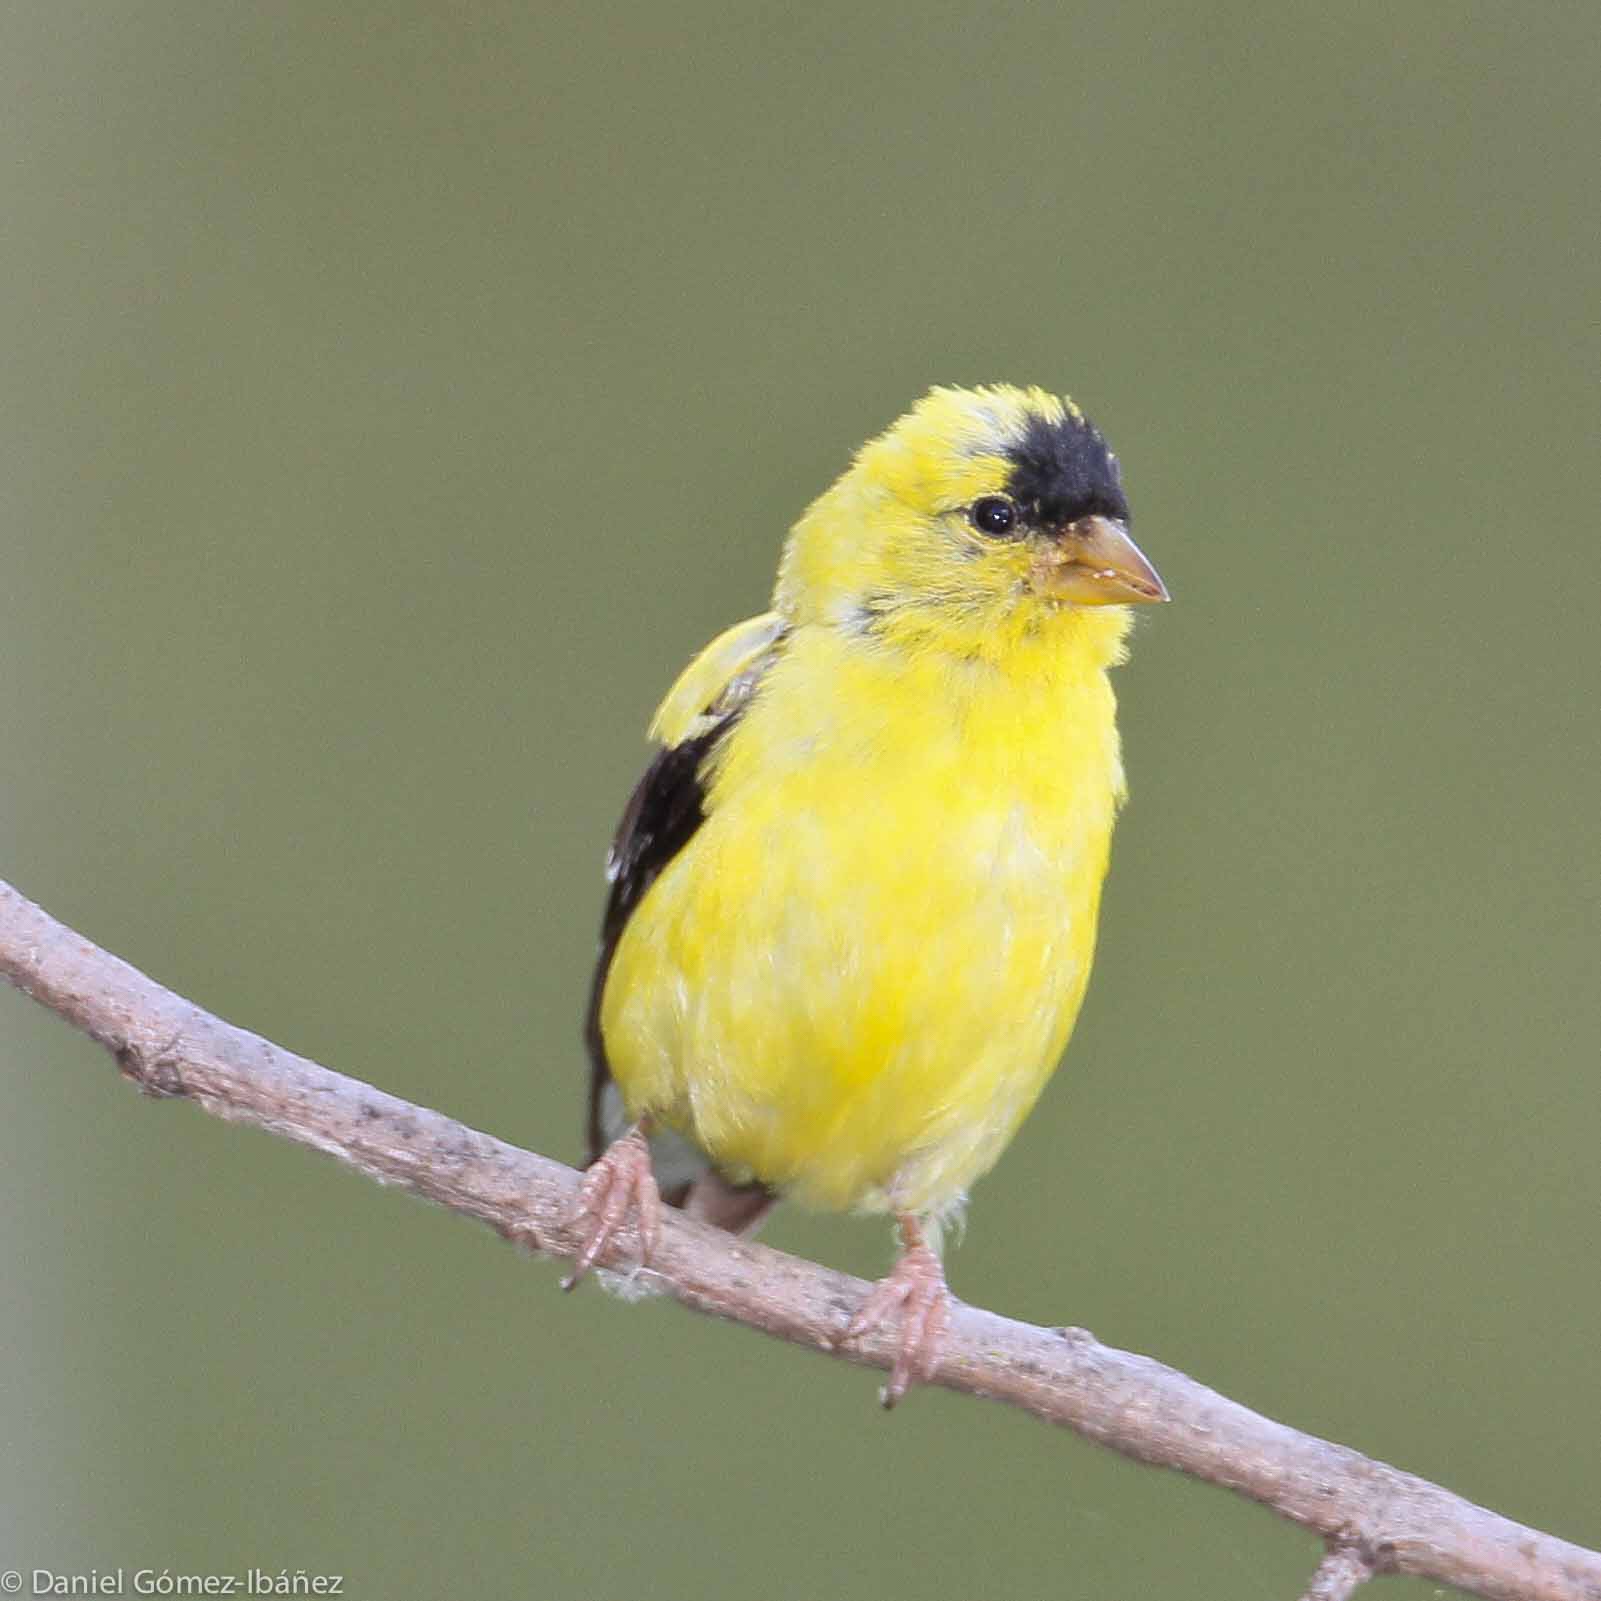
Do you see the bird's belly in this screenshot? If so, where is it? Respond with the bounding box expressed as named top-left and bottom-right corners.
top-left (601, 758), bottom-right (1113, 1217)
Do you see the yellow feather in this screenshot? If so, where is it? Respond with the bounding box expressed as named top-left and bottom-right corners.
top-left (648, 611), bottom-right (785, 747)
top-left (598, 384), bottom-right (1157, 1224)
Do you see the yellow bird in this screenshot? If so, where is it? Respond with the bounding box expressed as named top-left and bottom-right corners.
top-left (569, 384), bottom-right (1167, 1402)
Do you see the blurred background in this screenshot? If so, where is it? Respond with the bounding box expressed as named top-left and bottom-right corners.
top-left (3, 3), bottom-right (1597, 1596)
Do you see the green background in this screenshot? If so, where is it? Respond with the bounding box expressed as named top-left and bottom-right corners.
top-left (4, 4), bottom-right (1597, 1597)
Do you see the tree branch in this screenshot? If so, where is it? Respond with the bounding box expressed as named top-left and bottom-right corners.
top-left (1, 875), bottom-right (1595, 1601)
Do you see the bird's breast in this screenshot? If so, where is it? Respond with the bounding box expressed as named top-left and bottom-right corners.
top-left (602, 625), bottom-right (1126, 1214)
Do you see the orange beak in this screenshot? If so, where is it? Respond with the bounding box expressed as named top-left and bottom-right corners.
top-left (1032, 515), bottom-right (1169, 606)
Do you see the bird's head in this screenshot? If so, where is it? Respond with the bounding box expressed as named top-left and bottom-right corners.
top-left (776, 385), bottom-right (1166, 662)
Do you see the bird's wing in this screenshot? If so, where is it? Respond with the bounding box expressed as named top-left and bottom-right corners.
top-left (583, 610), bottom-right (787, 1173)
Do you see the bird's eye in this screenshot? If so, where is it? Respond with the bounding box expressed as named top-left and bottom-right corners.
top-left (969, 497), bottom-right (1017, 537)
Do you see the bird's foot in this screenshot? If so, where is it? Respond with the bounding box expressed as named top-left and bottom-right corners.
top-left (562, 1125), bottom-right (661, 1290)
top-left (840, 1218), bottom-right (950, 1408)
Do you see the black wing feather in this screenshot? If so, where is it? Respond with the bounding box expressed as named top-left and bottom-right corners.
top-left (583, 716), bottom-right (738, 1164)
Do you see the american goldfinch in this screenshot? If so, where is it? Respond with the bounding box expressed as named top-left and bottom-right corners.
top-left (569, 384), bottom-right (1166, 1403)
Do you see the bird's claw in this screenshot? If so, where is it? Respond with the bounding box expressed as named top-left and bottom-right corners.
top-left (562, 1127), bottom-right (661, 1290)
top-left (840, 1239), bottom-right (950, 1407)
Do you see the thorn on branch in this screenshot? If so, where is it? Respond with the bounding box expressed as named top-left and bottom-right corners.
top-left (1299, 1542), bottom-right (1377, 1601)
top-left (1052, 1324), bottom-right (1097, 1347)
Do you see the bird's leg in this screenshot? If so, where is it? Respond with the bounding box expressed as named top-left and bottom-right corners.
top-left (841, 1213), bottom-right (950, 1407)
top-left (562, 1121), bottom-right (661, 1291)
